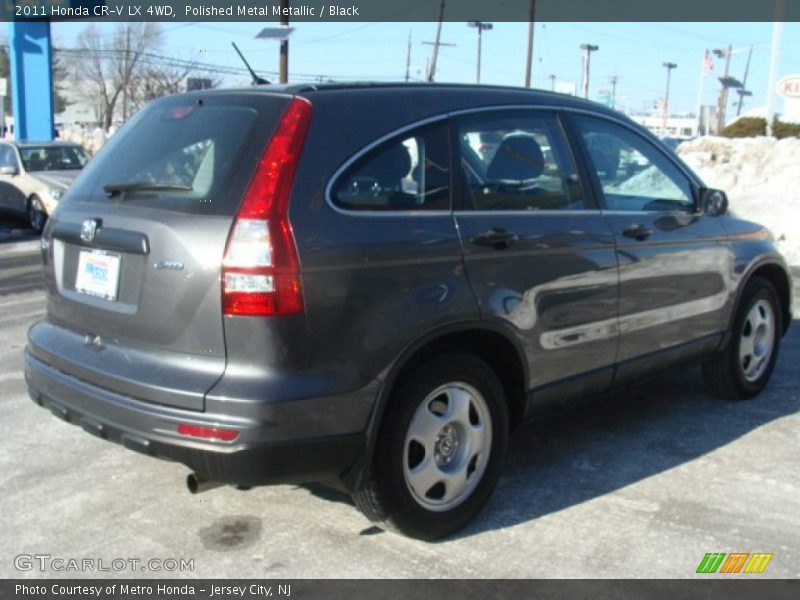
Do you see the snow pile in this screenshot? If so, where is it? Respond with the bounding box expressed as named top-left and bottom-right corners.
top-left (616, 165), bottom-right (684, 200)
top-left (678, 136), bottom-right (800, 265)
top-left (59, 126), bottom-right (109, 155)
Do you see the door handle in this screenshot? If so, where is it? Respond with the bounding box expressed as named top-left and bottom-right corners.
top-left (470, 228), bottom-right (518, 249)
top-left (621, 223), bottom-right (653, 241)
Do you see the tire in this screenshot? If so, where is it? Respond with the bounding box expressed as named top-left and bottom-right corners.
top-left (353, 352), bottom-right (509, 540)
top-left (703, 277), bottom-right (782, 400)
top-left (28, 195), bottom-right (47, 234)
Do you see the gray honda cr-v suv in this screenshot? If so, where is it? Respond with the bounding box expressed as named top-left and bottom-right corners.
top-left (26, 84), bottom-right (792, 540)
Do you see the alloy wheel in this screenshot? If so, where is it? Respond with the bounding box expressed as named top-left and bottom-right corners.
top-left (403, 382), bottom-right (493, 512)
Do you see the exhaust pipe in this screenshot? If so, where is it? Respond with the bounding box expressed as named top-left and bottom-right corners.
top-left (186, 473), bottom-right (224, 494)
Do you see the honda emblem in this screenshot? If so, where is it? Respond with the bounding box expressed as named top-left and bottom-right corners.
top-left (81, 219), bottom-right (100, 243)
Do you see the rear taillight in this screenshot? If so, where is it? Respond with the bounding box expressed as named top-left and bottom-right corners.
top-left (222, 98), bottom-right (311, 317)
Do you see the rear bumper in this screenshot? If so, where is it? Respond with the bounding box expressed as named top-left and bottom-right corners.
top-left (25, 349), bottom-right (367, 487)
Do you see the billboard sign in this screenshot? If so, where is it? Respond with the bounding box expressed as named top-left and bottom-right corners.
top-left (777, 75), bottom-right (800, 98)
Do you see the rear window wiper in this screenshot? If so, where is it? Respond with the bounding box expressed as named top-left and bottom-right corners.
top-left (103, 181), bottom-right (193, 197)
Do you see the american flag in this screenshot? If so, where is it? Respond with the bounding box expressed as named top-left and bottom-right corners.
top-left (703, 50), bottom-right (714, 74)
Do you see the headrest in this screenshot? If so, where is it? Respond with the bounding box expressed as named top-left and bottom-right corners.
top-left (363, 143), bottom-right (412, 187)
top-left (487, 134), bottom-right (545, 181)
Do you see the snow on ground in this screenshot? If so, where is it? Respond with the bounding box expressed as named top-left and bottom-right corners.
top-left (678, 136), bottom-right (800, 265)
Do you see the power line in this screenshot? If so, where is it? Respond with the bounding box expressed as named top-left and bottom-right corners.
top-left (46, 45), bottom-right (406, 83)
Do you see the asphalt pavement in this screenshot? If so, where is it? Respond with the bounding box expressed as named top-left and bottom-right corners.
top-left (0, 236), bottom-right (798, 579)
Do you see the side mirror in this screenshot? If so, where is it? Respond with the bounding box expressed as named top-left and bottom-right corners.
top-left (0, 165), bottom-right (17, 176)
top-left (697, 187), bottom-right (728, 216)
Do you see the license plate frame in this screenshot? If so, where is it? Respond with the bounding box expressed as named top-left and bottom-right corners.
top-left (74, 249), bottom-right (122, 302)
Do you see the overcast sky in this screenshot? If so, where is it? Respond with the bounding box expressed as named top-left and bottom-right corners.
top-left (51, 21), bottom-right (800, 116)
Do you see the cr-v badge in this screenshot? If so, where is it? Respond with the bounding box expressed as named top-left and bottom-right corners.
top-left (154, 260), bottom-right (185, 271)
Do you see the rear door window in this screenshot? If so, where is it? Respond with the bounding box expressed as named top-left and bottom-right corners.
top-left (65, 94), bottom-right (290, 215)
top-left (331, 123), bottom-right (451, 211)
top-left (455, 111), bottom-right (586, 211)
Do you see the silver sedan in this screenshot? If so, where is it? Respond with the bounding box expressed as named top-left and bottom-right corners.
top-left (0, 141), bottom-right (90, 233)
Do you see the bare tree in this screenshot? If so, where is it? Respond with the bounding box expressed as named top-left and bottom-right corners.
top-left (52, 50), bottom-right (72, 116)
top-left (68, 24), bottom-right (221, 130)
top-left (69, 23), bottom-right (162, 131)
top-left (0, 46), bottom-right (70, 119)
top-left (130, 62), bottom-right (221, 108)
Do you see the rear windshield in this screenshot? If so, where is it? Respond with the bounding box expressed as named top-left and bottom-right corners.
top-left (21, 145), bottom-right (90, 172)
top-left (64, 93), bottom-right (290, 215)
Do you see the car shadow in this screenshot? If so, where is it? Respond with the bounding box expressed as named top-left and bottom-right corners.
top-left (0, 214), bottom-right (37, 250)
top-left (0, 213), bottom-right (35, 237)
top-left (452, 320), bottom-right (800, 540)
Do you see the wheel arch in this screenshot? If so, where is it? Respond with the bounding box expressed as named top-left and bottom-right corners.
top-left (737, 259), bottom-right (792, 335)
top-left (27, 193), bottom-right (45, 214)
top-left (720, 258), bottom-right (792, 356)
top-left (341, 321), bottom-right (528, 492)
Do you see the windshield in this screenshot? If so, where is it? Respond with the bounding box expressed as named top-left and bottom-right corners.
top-left (20, 145), bottom-right (90, 172)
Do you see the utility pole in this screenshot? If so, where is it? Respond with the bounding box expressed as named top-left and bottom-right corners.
top-left (714, 45), bottom-right (732, 133)
top-left (279, 0), bottom-right (289, 83)
top-left (735, 45), bottom-right (754, 116)
top-left (549, 74), bottom-right (556, 91)
top-left (765, 1), bottom-right (784, 136)
top-left (580, 44), bottom-right (599, 99)
top-left (609, 75), bottom-right (620, 109)
top-left (121, 25), bottom-right (132, 122)
top-left (0, 79), bottom-right (5, 139)
top-left (524, 0), bottom-right (537, 87)
top-left (426, 0), bottom-right (447, 82)
top-left (468, 21), bottom-right (493, 84)
top-left (405, 30), bottom-right (412, 82)
top-left (661, 63), bottom-right (677, 134)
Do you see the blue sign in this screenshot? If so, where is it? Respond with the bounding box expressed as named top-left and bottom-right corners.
top-left (8, 20), bottom-right (54, 140)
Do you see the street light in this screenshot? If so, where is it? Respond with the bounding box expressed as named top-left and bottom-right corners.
top-left (662, 62), bottom-right (677, 134)
top-left (468, 21), bottom-right (493, 84)
top-left (256, 26), bottom-right (294, 84)
top-left (580, 44), bottom-right (599, 99)
top-left (255, 27), bottom-right (295, 40)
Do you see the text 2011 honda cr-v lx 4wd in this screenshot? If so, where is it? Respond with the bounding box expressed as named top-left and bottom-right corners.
top-left (26, 84), bottom-right (792, 540)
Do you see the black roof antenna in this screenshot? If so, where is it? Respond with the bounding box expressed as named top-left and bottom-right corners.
top-left (231, 42), bottom-right (270, 85)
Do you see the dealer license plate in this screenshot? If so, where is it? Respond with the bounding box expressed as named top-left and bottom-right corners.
top-left (75, 250), bottom-right (121, 301)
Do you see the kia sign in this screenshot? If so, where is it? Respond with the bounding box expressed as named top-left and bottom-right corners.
top-left (777, 75), bottom-right (800, 123)
top-left (777, 76), bottom-right (800, 98)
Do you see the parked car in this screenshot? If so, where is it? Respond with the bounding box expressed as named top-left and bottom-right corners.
top-left (0, 140), bottom-right (91, 233)
top-left (25, 84), bottom-right (792, 540)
